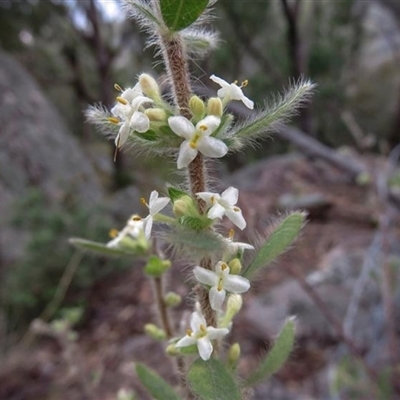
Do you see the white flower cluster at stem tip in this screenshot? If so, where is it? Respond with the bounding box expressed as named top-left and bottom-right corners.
top-left (107, 74), bottom-right (254, 169)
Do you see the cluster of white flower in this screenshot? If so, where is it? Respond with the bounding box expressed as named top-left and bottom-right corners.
top-left (103, 74), bottom-right (256, 361)
top-left (108, 74), bottom-right (253, 169)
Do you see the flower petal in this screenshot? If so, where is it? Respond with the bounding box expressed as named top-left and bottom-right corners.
top-left (206, 326), bottom-right (229, 341)
top-left (115, 121), bottom-right (130, 147)
top-left (190, 311), bottom-right (206, 332)
top-left (207, 203), bottom-right (225, 220)
top-left (175, 335), bottom-right (197, 348)
top-left (196, 192), bottom-right (218, 206)
top-left (196, 116), bottom-right (221, 136)
top-left (194, 266), bottom-right (219, 286)
top-left (149, 191), bottom-right (170, 215)
top-left (144, 216), bottom-right (153, 239)
top-left (130, 111), bottom-right (150, 133)
top-left (210, 74), bottom-right (229, 88)
top-left (168, 116), bottom-right (195, 140)
top-left (241, 95), bottom-right (254, 110)
top-left (177, 141), bottom-right (198, 169)
top-left (225, 208), bottom-right (246, 230)
top-left (209, 286), bottom-right (226, 310)
top-left (197, 137), bottom-right (228, 158)
top-left (223, 275), bottom-right (250, 293)
top-left (221, 187), bottom-right (238, 205)
top-left (197, 337), bottom-right (213, 360)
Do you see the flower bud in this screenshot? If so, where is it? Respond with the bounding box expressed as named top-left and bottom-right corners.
top-left (144, 256), bottom-right (171, 277)
top-left (164, 292), bottom-right (182, 307)
top-left (228, 258), bottom-right (242, 274)
top-left (206, 97), bottom-right (223, 117)
top-left (166, 344), bottom-right (180, 356)
top-left (172, 195), bottom-right (195, 217)
top-left (144, 323), bottom-right (166, 340)
top-left (144, 108), bottom-right (167, 121)
top-left (139, 73), bottom-right (160, 99)
top-left (228, 342), bottom-right (241, 367)
top-left (227, 293), bottom-right (243, 315)
top-left (189, 95), bottom-right (205, 121)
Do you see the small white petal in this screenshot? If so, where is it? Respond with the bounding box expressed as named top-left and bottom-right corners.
top-left (241, 96), bottom-right (254, 110)
top-left (221, 187), bottom-right (239, 205)
top-left (206, 326), bottom-right (229, 341)
top-left (197, 337), bottom-right (213, 360)
top-left (190, 311), bottom-right (206, 332)
top-left (209, 286), bottom-right (226, 310)
top-left (175, 335), bottom-right (197, 348)
top-left (197, 136), bottom-right (228, 158)
top-left (168, 116), bottom-right (195, 140)
top-left (116, 121), bottom-right (131, 147)
top-left (144, 216), bottom-right (153, 239)
top-left (196, 115), bottom-right (221, 136)
top-left (225, 208), bottom-right (246, 230)
top-left (196, 192), bottom-right (218, 205)
top-left (177, 141), bottom-right (198, 169)
top-left (131, 95), bottom-right (153, 110)
top-left (130, 111), bottom-right (150, 133)
top-left (207, 203), bottom-right (225, 220)
top-left (210, 75), bottom-right (229, 88)
top-left (194, 266), bottom-right (219, 287)
top-left (223, 275), bottom-right (250, 293)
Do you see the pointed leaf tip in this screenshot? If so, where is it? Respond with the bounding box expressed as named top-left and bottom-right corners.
top-left (160, 0), bottom-right (209, 31)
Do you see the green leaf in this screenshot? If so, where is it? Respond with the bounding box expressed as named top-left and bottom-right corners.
top-left (168, 187), bottom-right (188, 202)
top-left (245, 317), bottom-right (296, 386)
top-left (136, 129), bottom-right (158, 141)
top-left (178, 215), bottom-right (212, 231)
top-left (243, 212), bottom-right (306, 278)
top-left (188, 358), bottom-right (241, 400)
top-left (68, 238), bottom-right (134, 256)
top-left (160, 0), bottom-right (209, 31)
top-left (135, 363), bottom-right (182, 400)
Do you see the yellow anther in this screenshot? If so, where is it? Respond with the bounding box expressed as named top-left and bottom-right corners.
top-left (241, 79), bottom-right (249, 87)
top-left (116, 96), bottom-right (128, 105)
top-left (221, 262), bottom-right (228, 270)
top-left (190, 133), bottom-right (201, 149)
top-left (199, 324), bottom-right (207, 334)
top-left (229, 229), bottom-right (235, 240)
top-left (233, 206), bottom-right (240, 212)
top-left (140, 197), bottom-right (148, 207)
top-left (114, 83), bottom-right (123, 92)
top-left (132, 215), bottom-right (142, 221)
top-left (198, 124), bottom-right (207, 132)
top-left (217, 279), bottom-right (223, 291)
top-left (109, 228), bottom-right (119, 238)
top-left (211, 195), bottom-right (216, 204)
top-left (186, 328), bottom-right (193, 336)
top-left (233, 80), bottom-right (238, 85)
top-left (108, 117), bottom-right (119, 124)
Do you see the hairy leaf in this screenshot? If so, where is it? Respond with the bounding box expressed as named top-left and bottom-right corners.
top-left (244, 212), bottom-right (306, 278)
top-left (160, 0), bottom-right (208, 31)
top-left (245, 317), bottom-right (296, 386)
top-left (136, 363), bottom-right (182, 400)
top-left (188, 358), bottom-right (241, 400)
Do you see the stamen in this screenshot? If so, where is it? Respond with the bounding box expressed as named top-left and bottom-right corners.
top-left (198, 124), bottom-right (207, 132)
top-left (116, 96), bottom-right (128, 105)
top-left (211, 195), bottom-right (216, 204)
top-left (114, 83), bottom-right (123, 92)
top-left (229, 228), bottom-right (235, 240)
top-left (233, 206), bottom-right (240, 212)
top-left (141, 197), bottom-right (149, 207)
top-left (217, 278), bottom-right (223, 291)
top-left (109, 228), bottom-right (119, 238)
top-left (241, 79), bottom-right (248, 88)
top-left (186, 328), bottom-right (193, 336)
top-left (199, 324), bottom-right (207, 334)
top-left (221, 262), bottom-right (228, 270)
top-left (108, 117), bottom-right (120, 124)
top-left (190, 133), bottom-right (201, 149)
top-left (132, 215), bottom-right (142, 221)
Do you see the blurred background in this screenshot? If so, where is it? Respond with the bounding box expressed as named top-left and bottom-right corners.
top-left (0, 0), bottom-right (400, 399)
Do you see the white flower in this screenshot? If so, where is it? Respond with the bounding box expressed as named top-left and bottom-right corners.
top-left (196, 187), bottom-right (247, 230)
top-left (168, 115), bottom-right (228, 169)
top-left (111, 84), bottom-right (153, 148)
top-left (106, 215), bottom-right (145, 248)
top-left (142, 190), bottom-right (170, 238)
top-left (210, 74), bottom-right (254, 109)
top-left (175, 311), bottom-right (229, 360)
top-left (194, 261), bottom-right (250, 311)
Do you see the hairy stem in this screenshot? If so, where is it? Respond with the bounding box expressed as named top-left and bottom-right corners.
top-left (160, 33), bottom-right (215, 330)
